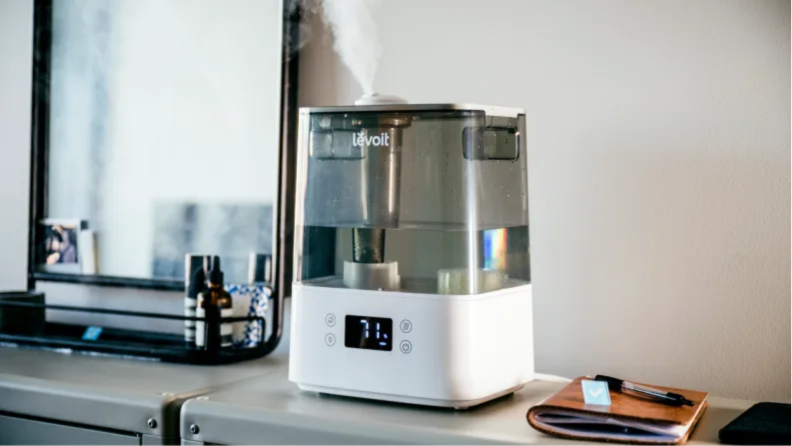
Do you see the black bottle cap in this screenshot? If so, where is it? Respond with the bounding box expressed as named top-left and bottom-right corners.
top-left (184, 254), bottom-right (210, 285)
top-left (208, 256), bottom-right (224, 285)
top-left (248, 253), bottom-right (272, 284)
top-left (186, 254), bottom-right (210, 297)
top-left (190, 268), bottom-right (207, 297)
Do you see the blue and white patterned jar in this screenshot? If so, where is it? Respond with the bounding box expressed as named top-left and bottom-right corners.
top-left (225, 283), bottom-right (271, 348)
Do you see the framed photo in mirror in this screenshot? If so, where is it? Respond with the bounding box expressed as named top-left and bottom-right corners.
top-left (37, 218), bottom-right (94, 275)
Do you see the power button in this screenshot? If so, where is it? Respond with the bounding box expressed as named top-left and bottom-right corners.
top-left (399, 340), bottom-right (412, 354)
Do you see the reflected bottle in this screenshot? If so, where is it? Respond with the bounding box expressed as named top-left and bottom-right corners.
top-left (196, 256), bottom-right (234, 349)
top-left (185, 254), bottom-right (210, 345)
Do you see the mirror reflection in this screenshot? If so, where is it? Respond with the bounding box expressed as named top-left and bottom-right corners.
top-left (40, 0), bottom-right (283, 283)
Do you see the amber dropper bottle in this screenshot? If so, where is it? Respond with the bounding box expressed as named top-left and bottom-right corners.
top-left (196, 256), bottom-right (234, 350)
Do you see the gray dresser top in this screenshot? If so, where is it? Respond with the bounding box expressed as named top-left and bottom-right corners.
top-left (0, 345), bottom-right (287, 438)
top-left (179, 354), bottom-right (753, 445)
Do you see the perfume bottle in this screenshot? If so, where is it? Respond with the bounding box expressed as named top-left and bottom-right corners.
top-left (196, 256), bottom-right (234, 349)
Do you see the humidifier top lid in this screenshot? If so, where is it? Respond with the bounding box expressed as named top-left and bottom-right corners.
top-left (300, 102), bottom-right (524, 119)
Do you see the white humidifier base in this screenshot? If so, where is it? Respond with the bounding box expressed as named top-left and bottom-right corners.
top-left (297, 382), bottom-right (526, 410)
top-left (288, 280), bottom-right (534, 409)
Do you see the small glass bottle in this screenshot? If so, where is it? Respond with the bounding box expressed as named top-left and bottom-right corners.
top-left (184, 254), bottom-right (210, 346)
top-left (196, 256), bottom-right (234, 349)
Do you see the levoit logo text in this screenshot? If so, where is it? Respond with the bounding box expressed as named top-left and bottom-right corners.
top-left (352, 131), bottom-right (390, 147)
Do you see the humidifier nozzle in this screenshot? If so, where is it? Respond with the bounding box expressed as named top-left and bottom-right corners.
top-left (354, 93), bottom-right (408, 106)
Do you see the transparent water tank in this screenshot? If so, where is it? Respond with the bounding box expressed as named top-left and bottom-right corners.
top-left (293, 104), bottom-right (529, 295)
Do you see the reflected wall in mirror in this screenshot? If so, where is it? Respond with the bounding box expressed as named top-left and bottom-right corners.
top-left (35, 0), bottom-right (287, 284)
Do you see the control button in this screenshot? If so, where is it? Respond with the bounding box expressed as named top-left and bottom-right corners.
top-left (399, 340), bottom-right (412, 354)
top-left (400, 319), bottom-right (413, 333)
top-left (325, 313), bottom-right (336, 327)
top-left (325, 333), bottom-right (336, 346)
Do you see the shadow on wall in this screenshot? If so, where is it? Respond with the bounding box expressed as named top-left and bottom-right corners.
top-left (531, 142), bottom-right (790, 402)
top-left (297, 8), bottom-right (348, 107)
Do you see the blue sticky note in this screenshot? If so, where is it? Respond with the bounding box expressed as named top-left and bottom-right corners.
top-left (82, 326), bottom-right (103, 341)
top-left (581, 380), bottom-right (612, 406)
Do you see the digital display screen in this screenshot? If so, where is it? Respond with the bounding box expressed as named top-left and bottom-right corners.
top-left (345, 315), bottom-right (392, 351)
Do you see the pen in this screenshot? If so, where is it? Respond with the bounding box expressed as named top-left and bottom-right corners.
top-left (589, 375), bottom-right (695, 407)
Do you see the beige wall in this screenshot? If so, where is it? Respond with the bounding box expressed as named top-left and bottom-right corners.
top-left (299, 0), bottom-right (790, 402)
top-left (0, 0), bottom-right (32, 291)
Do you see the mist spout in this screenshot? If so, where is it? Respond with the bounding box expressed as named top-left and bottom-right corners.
top-left (354, 93), bottom-right (408, 106)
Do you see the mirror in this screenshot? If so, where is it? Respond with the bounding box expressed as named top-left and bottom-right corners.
top-left (30, 0), bottom-right (297, 288)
